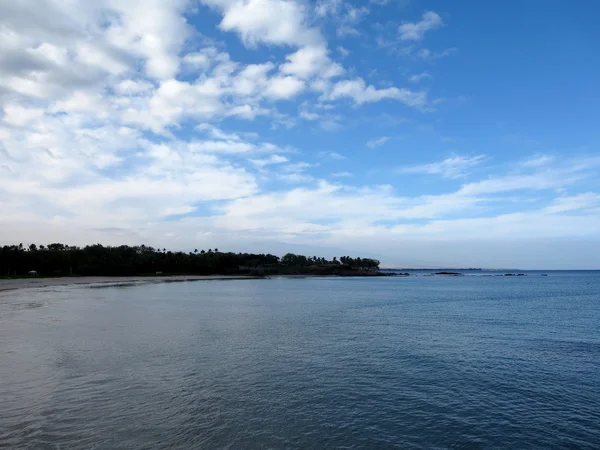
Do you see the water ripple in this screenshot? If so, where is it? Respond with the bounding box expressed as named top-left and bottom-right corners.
top-left (1, 274), bottom-right (600, 448)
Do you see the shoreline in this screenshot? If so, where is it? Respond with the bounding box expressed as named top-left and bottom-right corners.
top-left (0, 275), bottom-right (263, 293)
top-left (0, 271), bottom-right (543, 293)
top-left (0, 272), bottom-right (392, 293)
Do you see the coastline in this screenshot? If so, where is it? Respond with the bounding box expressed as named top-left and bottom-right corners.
top-left (0, 275), bottom-right (263, 293)
top-left (0, 270), bottom-right (395, 293)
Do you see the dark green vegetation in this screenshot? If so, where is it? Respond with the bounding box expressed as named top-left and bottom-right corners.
top-left (0, 243), bottom-right (381, 277)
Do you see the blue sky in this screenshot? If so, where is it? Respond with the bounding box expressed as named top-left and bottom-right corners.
top-left (0, 0), bottom-right (599, 268)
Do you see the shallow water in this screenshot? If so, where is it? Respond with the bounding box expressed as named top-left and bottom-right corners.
top-left (1, 273), bottom-right (599, 448)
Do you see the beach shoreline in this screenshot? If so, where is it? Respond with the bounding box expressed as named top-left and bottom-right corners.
top-left (0, 275), bottom-right (263, 293)
top-left (0, 271), bottom-right (401, 293)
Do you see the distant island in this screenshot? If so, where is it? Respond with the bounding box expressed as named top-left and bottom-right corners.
top-left (0, 243), bottom-right (382, 278)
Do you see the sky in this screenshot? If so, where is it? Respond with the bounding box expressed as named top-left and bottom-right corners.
top-left (0, 0), bottom-right (599, 269)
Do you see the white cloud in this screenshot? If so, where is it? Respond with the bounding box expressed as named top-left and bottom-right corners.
top-left (417, 47), bottom-right (457, 61)
top-left (543, 193), bottom-right (600, 214)
top-left (409, 72), bottom-right (431, 83)
top-left (315, 0), bottom-right (369, 37)
top-left (326, 78), bottom-right (427, 107)
top-left (400, 155), bottom-right (486, 179)
top-left (1, 104), bottom-right (45, 127)
top-left (264, 76), bottom-right (305, 99)
top-left (315, 0), bottom-right (341, 17)
top-left (320, 119), bottom-right (343, 131)
top-left (318, 151), bottom-right (345, 160)
top-left (250, 154), bottom-right (289, 167)
top-left (337, 6), bottom-right (370, 36)
top-left (208, 162), bottom-right (600, 242)
top-left (280, 46), bottom-right (343, 79)
top-left (196, 123), bottom-right (250, 141)
top-left (398, 11), bottom-right (443, 41)
top-left (115, 79), bottom-right (155, 95)
top-left (367, 136), bottom-right (390, 148)
top-left (75, 41), bottom-right (130, 76)
top-left (206, 0), bottom-right (322, 47)
top-left (522, 155), bottom-right (555, 167)
top-left (106, 0), bottom-right (192, 80)
top-left (189, 140), bottom-right (256, 153)
top-left (300, 109), bottom-right (320, 120)
top-left (456, 171), bottom-right (578, 196)
top-left (50, 91), bottom-right (110, 116)
top-left (337, 46), bottom-right (350, 58)
top-left (231, 62), bottom-right (275, 96)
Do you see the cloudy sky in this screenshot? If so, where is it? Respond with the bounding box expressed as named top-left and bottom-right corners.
top-left (1, 0), bottom-right (599, 269)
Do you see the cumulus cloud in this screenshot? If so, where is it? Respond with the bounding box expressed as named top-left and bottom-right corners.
top-left (398, 11), bottom-right (443, 41)
top-left (205, 0), bottom-right (322, 47)
top-left (315, 0), bottom-right (370, 36)
top-left (326, 78), bottom-right (427, 106)
top-left (264, 76), bottom-right (305, 99)
top-left (280, 46), bottom-right (343, 79)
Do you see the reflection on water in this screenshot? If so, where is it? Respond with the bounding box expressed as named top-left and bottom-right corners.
top-left (1, 274), bottom-right (600, 449)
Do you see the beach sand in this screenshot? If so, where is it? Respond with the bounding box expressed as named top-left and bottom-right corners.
top-left (0, 275), bottom-right (260, 293)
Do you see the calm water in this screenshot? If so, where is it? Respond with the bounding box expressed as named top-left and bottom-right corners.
top-left (1, 273), bottom-right (599, 449)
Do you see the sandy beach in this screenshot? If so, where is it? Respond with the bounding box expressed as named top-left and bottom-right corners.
top-left (0, 275), bottom-right (261, 293)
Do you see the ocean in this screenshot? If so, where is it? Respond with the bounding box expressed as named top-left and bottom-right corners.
top-left (1, 272), bottom-right (599, 448)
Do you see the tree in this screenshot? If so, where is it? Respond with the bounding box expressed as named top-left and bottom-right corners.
top-left (281, 253), bottom-right (297, 265)
top-left (0, 243), bottom-right (380, 277)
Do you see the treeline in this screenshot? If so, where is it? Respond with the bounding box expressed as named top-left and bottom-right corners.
top-left (280, 253), bottom-right (380, 271)
top-left (0, 243), bottom-right (380, 277)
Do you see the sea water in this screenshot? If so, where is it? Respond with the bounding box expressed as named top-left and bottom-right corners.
top-left (1, 272), bottom-right (599, 448)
